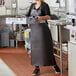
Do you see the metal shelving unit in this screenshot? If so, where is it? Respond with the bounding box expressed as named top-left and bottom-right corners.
top-left (48, 20), bottom-right (69, 74)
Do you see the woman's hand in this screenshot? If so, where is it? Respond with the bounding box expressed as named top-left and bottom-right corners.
top-left (36, 16), bottom-right (42, 23)
top-left (36, 15), bottom-right (51, 23)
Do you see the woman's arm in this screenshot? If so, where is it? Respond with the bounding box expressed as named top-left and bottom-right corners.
top-left (37, 15), bottom-right (51, 20)
top-left (36, 2), bottom-right (51, 22)
top-left (36, 15), bottom-right (50, 22)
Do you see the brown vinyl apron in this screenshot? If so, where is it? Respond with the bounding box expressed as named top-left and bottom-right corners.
top-left (30, 5), bottom-right (56, 66)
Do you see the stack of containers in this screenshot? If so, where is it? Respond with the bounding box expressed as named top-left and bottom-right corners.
top-left (24, 28), bottom-right (31, 53)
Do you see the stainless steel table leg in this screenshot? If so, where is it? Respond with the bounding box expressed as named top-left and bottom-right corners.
top-left (59, 25), bottom-right (63, 74)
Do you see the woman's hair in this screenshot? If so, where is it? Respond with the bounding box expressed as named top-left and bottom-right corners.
top-left (41, 0), bottom-right (44, 1)
top-left (39, 0), bottom-right (43, 2)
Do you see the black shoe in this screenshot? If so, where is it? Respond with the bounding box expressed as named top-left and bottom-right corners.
top-left (53, 65), bottom-right (61, 73)
top-left (32, 68), bottom-right (40, 75)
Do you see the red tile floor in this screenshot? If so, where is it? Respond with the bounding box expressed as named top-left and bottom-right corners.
top-left (0, 47), bottom-right (68, 76)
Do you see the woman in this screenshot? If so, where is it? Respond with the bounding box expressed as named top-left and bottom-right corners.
top-left (26, 0), bottom-right (60, 75)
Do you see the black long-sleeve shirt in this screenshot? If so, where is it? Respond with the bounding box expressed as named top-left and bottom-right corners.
top-left (26, 2), bottom-right (51, 17)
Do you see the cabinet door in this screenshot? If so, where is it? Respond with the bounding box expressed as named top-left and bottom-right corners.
top-left (50, 25), bottom-right (58, 42)
top-left (68, 42), bottom-right (76, 76)
top-left (1, 32), bottom-right (9, 47)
